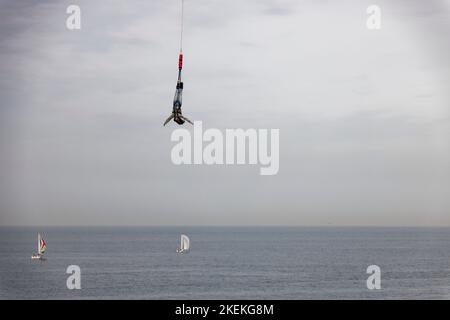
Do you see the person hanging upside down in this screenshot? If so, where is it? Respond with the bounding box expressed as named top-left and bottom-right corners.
top-left (164, 79), bottom-right (192, 126)
top-left (163, 52), bottom-right (193, 126)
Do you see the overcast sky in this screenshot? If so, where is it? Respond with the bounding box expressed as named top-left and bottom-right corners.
top-left (0, 0), bottom-right (449, 226)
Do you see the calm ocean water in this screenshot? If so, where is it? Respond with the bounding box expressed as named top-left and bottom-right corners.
top-left (0, 227), bottom-right (449, 299)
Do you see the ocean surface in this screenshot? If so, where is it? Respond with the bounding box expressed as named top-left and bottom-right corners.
top-left (0, 227), bottom-right (449, 299)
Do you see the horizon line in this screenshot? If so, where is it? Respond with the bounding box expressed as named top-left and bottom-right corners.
top-left (1, 224), bottom-right (450, 228)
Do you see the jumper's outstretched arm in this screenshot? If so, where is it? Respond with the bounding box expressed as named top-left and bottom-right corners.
top-left (180, 115), bottom-right (193, 125)
top-left (163, 114), bottom-right (174, 126)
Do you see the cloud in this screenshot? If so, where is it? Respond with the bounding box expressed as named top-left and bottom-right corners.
top-left (0, 0), bottom-right (449, 226)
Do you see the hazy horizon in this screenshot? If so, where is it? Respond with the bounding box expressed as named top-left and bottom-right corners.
top-left (2, 224), bottom-right (450, 228)
top-left (1, 0), bottom-right (449, 227)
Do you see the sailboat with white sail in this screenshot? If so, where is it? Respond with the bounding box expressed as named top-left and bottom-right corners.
top-left (176, 234), bottom-right (190, 254)
top-left (31, 233), bottom-right (47, 260)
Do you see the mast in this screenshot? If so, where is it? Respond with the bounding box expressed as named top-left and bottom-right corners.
top-left (37, 233), bottom-right (41, 255)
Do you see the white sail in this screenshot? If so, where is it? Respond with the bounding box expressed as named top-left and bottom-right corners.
top-left (37, 233), bottom-right (41, 255)
top-left (181, 234), bottom-right (190, 252)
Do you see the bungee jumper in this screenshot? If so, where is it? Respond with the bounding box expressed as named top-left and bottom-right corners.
top-left (164, 0), bottom-right (193, 126)
top-left (163, 53), bottom-right (192, 126)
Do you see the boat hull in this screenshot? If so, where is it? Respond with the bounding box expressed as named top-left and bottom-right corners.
top-left (31, 255), bottom-right (45, 260)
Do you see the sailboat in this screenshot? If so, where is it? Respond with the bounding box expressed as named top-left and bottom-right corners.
top-left (31, 233), bottom-right (47, 260)
top-left (176, 234), bottom-right (190, 254)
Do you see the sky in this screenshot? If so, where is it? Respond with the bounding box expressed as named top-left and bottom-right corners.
top-left (0, 0), bottom-right (449, 226)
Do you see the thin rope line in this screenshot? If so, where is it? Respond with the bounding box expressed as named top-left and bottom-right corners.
top-left (180, 0), bottom-right (184, 53)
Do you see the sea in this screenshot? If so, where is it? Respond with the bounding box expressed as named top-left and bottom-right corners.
top-left (0, 227), bottom-right (449, 299)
